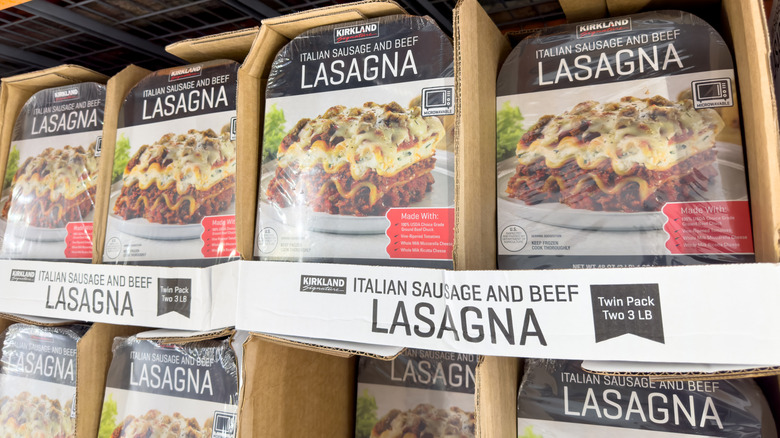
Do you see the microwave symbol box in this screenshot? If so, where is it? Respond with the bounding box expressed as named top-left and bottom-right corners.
top-left (421, 86), bottom-right (455, 116)
top-left (691, 78), bottom-right (733, 109)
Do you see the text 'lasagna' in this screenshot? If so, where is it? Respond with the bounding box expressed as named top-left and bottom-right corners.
top-left (506, 96), bottom-right (725, 212)
top-left (266, 101), bottom-right (445, 216)
top-left (113, 125), bottom-right (236, 225)
top-left (2, 144), bottom-right (97, 228)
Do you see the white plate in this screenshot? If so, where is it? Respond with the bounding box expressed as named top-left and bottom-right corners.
top-left (497, 142), bottom-right (748, 231)
top-left (260, 151), bottom-right (455, 235)
top-left (107, 186), bottom-right (235, 241)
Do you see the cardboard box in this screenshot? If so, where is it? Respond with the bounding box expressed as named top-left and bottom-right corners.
top-left (99, 328), bottom-right (241, 437)
top-left (234, 0), bottom-right (780, 361)
top-left (91, 64), bottom-right (152, 264)
top-left (0, 314), bottom-right (143, 438)
top-left (238, 334), bottom-right (356, 437)
top-left (234, 0), bottom-right (406, 261)
top-left (92, 30), bottom-right (258, 266)
top-left (0, 65), bottom-right (108, 191)
top-left (454, 0), bottom-right (780, 435)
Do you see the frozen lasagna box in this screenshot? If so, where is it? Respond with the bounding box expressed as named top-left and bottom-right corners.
top-left (0, 322), bottom-right (90, 438)
top-left (0, 82), bottom-right (105, 261)
top-left (496, 10), bottom-right (754, 269)
top-left (356, 348), bottom-right (476, 438)
top-left (103, 60), bottom-right (239, 267)
top-left (255, 15), bottom-right (455, 268)
top-left (517, 360), bottom-right (777, 437)
top-left (98, 336), bottom-right (238, 438)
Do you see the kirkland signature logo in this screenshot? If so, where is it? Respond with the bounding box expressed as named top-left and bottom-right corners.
top-left (334, 22), bottom-right (379, 44)
top-left (53, 88), bottom-right (79, 101)
top-left (169, 65), bottom-right (202, 81)
top-left (577, 18), bottom-right (632, 38)
top-left (10, 269), bottom-right (36, 283)
top-left (300, 275), bottom-right (347, 294)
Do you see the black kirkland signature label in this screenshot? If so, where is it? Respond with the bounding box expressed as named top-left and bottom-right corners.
top-left (9, 269), bottom-right (36, 282)
top-left (299, 275), bottom-right (347, 294)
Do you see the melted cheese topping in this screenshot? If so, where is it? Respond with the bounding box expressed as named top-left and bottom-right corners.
top-left (517, 96), bottom-right (724, 174)
top-left (123, 126), bottom-right (236, 194)
top-left (0, 393), bottom-right (74, 438)
top-left (117, 411), bottom-right (211, 438)
top-left (372, 404), bottom-right (475, 438)
top-left (10, 144), bottom-right (98, 201)
top-left (278, 102), bottom-right (444, 180)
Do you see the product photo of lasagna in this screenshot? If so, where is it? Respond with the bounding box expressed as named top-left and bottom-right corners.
top-left (112, 124), bottom-right (236, 225)
top-left (265, 101), bottom-right (445, 216)
top-left (2, 143), bottom-right (98, 228)
top-left (0, 392), bottom-right (75, 438)
top-left (371, 404), bottom-right (475, 438)
top-left (505, 95), bottom-right (725, 212)
top-left (110, 410), bottom-right (212, 438)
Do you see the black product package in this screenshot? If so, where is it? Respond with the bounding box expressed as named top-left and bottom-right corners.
top-left (496, 11), bottom-right (754, 270)
top-left (0, 323), bottom-right (90, 438)
top-left (517, 360), bottom-right (777, 438)
top-left (356, 348), bottom-right (477, 438)
top-left (98, 336), bottom-right (239, 438)
top-left (102, 59), bottom-right (239, 267)
top-left (256, 15), bottom-right (456, 269)
top-left (1, 82), bottom-right (105, 261)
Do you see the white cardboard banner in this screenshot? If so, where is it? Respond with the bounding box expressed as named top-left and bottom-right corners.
top-left (0, 259), bottom-right (238, 330)
top-left (236, 260), bottom-right (780, 366)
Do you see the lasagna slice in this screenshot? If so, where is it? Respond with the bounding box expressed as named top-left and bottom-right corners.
top-left (111, 410), bottom-right (212, 438)
top-left (506, 96), bottom-right (725, 212)
top-left (2, 144), bottom-right (98, 228)
top-left (371, 404), bottom-right (476, 438)
top-left (0, 392), bottom-right (75, 438)
top-left (266, 101), bottom-right (445, 216)
top-left (113, 125), bottom-right (236, 225)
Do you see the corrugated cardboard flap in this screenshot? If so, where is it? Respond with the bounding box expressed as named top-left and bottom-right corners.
top-left (166, 27), bottom-right (260, 63)
top-left (136, 327), bottom-right (235, 343)
top-left (453, 0), bottom-right (510, 270)
top-left (261, 0), bottom-right (405, 39)
top-left (559, 0), bottom-right (608, 21)
top-left (235, 0), bottom-right (407, 260)
top-left (252, 332), bottom-right (404, 359)
top-left (92, 64), bottom-right (152, 262)
top-left (0, 312), bottom-right (80, 327)
top-left (238, 333), bottom-right (356, 437)
top-left (582, 361), bottom-right (780, 381)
